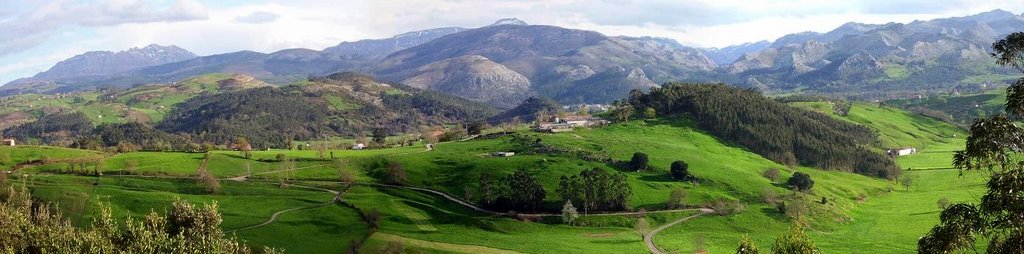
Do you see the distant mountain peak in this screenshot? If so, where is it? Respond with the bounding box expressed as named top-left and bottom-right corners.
top-left (489, 18), bottom-right (528, 26)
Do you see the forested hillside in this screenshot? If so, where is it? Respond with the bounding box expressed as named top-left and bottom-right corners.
top-left (625, 83), bottom-right (899, 178)
top-left (158, 73), bottom-right (498, 148)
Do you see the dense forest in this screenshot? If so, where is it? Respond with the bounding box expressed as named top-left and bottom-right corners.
top-left (157, 86), bottom-right (339, 149)
top-left (3, 112), bottom-right (93, 146)
top-left (625, 83), bottom-right (899, 179)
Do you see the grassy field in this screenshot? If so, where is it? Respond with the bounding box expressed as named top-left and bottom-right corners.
top-left (0, 145), bottom-right (103, 168)
top-left (2, 102), bottom-right (989, 253)
top-left (15, 174), bottom-right (366, 254)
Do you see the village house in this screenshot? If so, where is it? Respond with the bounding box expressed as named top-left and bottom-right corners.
top-left (534, 122), bottom-right (574, 133)
top-left (534, 115), bottom-right (609, 133)
top-left (352, 143), bottom-right (366, 150)
top-left (558, 115), bottom-right (609, 127)
top-left (2, 138), bottom-right (14, 146)
top-left (886, 148), bottom-right (917, 157)
top-left (493, 151), bottom-right (515, 157)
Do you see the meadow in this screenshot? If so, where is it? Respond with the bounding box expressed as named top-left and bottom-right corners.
top-left (0, 103), bottom-right (987, 253)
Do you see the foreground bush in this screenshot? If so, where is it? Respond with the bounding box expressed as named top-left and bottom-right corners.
top-left (0, 186), bottom-right (269, 253)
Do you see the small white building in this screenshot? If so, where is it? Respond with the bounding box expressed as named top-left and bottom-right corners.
top-left (897, 148), bottom-right (917, 156)
top-left (493, 152), bottom-right (515, 157)
top-left (352, 143), bottom-right (366, 150)
top-left (2, 139), bottom-right (13, 146)
top-left (887, 148), bottom-right (917, 156)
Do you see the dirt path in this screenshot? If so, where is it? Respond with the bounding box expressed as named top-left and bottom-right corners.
top-left (227, 183), bottom-right (344, 233)
top-left (226, 201), bottom-right (333, 234)
top-left (643, 208), bottom-right (714, 254)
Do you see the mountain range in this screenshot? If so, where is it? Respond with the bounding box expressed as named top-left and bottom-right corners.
top-left (3, 10), bottom-right (1024, 107)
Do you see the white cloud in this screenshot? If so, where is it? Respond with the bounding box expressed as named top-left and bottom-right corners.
top-left (235, 11), bottom-right (279, 24)
top-left (0, 0), bottom-right (208, 57)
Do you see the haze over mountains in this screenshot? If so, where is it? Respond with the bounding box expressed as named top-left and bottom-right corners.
top-left (4, 10), bottom-right (1024, 107)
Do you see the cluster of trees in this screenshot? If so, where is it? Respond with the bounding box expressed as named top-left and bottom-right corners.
top-left (622, 83), bottom-right (900, 179)
top-left (0, 186), bottom-right (270, 253)
top-left (87, 122), bottom-right (191, 151)
top-left (556, 168), bottom-right (632, 213)
top-left (477, 169), bottom-right (547, 212)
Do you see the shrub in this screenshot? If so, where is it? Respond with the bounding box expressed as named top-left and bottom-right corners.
top-left (937, 197), bottom-right (950, 210)
top-left (781, 198), bottom-right (808, 220)
top-left (667, 188), bottom-right (687, 209)
top-left (0, 187), bottom-right (252, 253)
top-left (762, 188), bottom-right (780, 205)
top-left (772, 224), bottom-right (818, 254)
top-left (670, 160), bottom-right (694, 181)
top-left (763, 168), bottom-right (781, 182)
top-left (385, 162), bottom-right (407, 185)
top-left (737, 235), bottom-right (759, 254)
top-left (707, 199), bottom-right (746, 215)
top-left (629, 152), bottom-right (649, 171)
top-left (786, 172), bottom-right (814, 191)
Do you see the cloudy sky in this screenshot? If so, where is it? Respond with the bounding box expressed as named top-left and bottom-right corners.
top-left (1, 0), bottom-right (1023, 85)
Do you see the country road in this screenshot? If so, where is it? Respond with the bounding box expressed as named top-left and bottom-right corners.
top-left (643, 208), bottom-right (714, 254)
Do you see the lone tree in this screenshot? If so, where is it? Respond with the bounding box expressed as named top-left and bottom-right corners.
top-left (786, 172), bottom-right (814, 192)
top-left (670, 160), bottom-right (694, 181)
top-left (467, 121), bottom-right (485, 135)
top-left (629, 152), bottom-right (650, 171)
top-left (899, 174), bottom-right (915, 191)
top-left (634, 217), bottom-right (650, 239)
top-left (385, 162), bottom-right (407, 185)
top-left (667, 187), bottom-right (687, 209)
top-left (372, 128), bottom-right (388, 145)
top-left (918, 32), bottom-right (1024, 253)
top-left (233, 137), bottom-right (251, 158)
top-left (561, 199), bottom-right (579, 226)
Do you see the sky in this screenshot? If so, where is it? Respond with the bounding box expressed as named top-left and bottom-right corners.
top-left (1, 0), bottom-right (1024, 85)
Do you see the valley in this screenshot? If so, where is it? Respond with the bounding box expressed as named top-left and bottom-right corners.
top-left (2, 4), bottom-right (1024, 254)
top-left (0, 99), bottom-right (985, 253)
